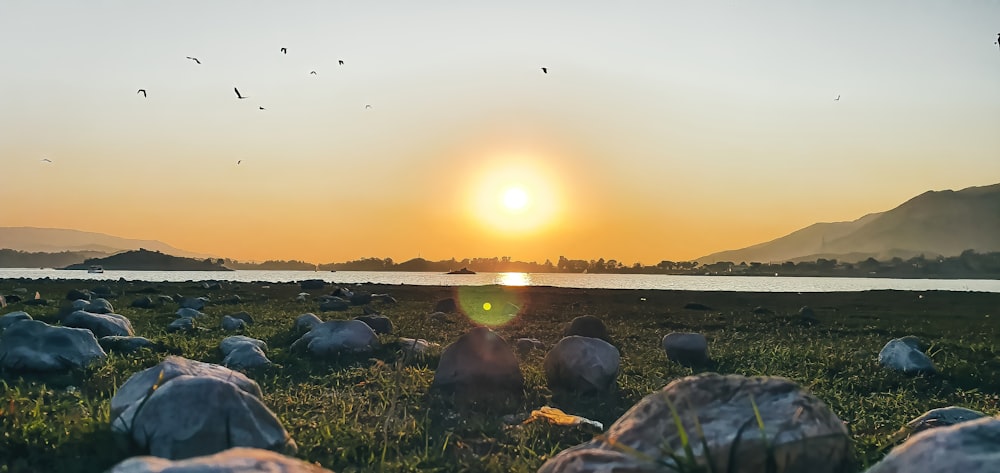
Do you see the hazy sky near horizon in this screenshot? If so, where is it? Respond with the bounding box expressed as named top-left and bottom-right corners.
top-left (2, 1), bottom-right (999, 264)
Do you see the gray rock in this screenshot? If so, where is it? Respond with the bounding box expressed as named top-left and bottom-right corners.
top-left (180, 297), bottom-right (208, 310)
top-left (131, 296), bottom-right (155, 309)
top-left (85, 297), bottom-right (115, 314)
top-left (168, 318), bottom-right (195, 333)
top-left (544, 336), bottom-right (620, 393)
top-left (177, 307), bottom-right (206, 318)
top-left (107, 447), bottom-right (334, 472)
top-left (296, 293), bottom-right (310, 302)
top-left (879, 337), bottom-right (936, 375)
top-left (0, 310), bottom-right (32, 331)
top-left (515, 338), bottom-right (544, 355)
top-left (228, 311), bottom-right (254, 325)
top-left (354, 315), bottom-right (393, 334)
top-left (397, 337), bottom-right (438, 359)
top-left (157, 295), bottom-right (175, 304)
top-left (662, 332), bottom-right (710, 367)
top-left (433, 298), bottom-right (458, 313)
top-left (13, 287), bottom-right (27, 294)
top-left (293, 313), bottom-right (323, 333)
top-left (64, 310), bottom-right (135, 338)
top-left (799, 306), bottom-right (818, 324)
top-left (866, 416), bottom-right (1000, 473)
top-left (99, 336), bottom-right (157, 354)
top-left (66, 289), bottom-right (92, 301)
top-left (110, 356), bottom-right (262, 427)
top-left (318, 298), bottom-right (349, 312)
top-left (114, 375), bottom-right (295, 460)
top-left (562, 315), bottom-right (612, 343)
top-left (290, 320), bottom-right (380, 356)
top-left (69, 299), bottom-right (91, 311)
top-left (299, 279), bottom-right (326, 290)
top-left (373, 293), bottom-right (397, 304)
top-left (432, 327), bottom-right (523, 395)
top-left (429, 311), bottom-right (454, 323)
top-left (902, 406), bottom-right (988, 436)
top-left (539, 373), bottom-right (851, 473)
top-left (350, 292), bottom-right (372, 305)
top-left (221, 315), bottom-right (246, 331)
top-left (0, 320), bottom-right (107, 372)
top-left (223, 344), bottom-right (272, 370)
top-left (220, 336), bottom-right (267, 357)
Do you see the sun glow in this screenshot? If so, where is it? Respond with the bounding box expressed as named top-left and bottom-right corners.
top-left (502, 187), bottom-right (529, 212)
top-left (467, 155), bottom-right (562, 235)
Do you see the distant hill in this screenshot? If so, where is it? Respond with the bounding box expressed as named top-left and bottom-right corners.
top-left (63, 249), bottom-right (231, 271)
top-left (0, 227), bottom-right (212, 259)
top-left (698, 183), bottom-right (1000, 264)
top-left (0, 249), bottom-right (112, 268)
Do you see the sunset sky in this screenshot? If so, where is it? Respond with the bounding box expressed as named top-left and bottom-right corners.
top-left (2, 1), bottom-right (999, 264)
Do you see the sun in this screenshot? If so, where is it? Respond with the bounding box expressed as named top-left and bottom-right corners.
top-left (467, 156), bottom-right (562, 235)
top-left (502, 187), bottom-right (529, 212)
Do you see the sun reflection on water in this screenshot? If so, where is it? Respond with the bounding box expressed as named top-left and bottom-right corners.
top-left (496, 272), bottom-right (531, 286)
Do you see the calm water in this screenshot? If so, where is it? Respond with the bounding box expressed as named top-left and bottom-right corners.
top-left (1, 268), bottom-right (998, 292)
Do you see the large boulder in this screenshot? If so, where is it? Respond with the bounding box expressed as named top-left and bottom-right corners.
top-left (543, 336), bottom-right (620, 393)
top-left (561, 315), bottom-right (612, 343)
top-left (294, 313), bottom-right (323, 333)
top-left (432, 327), bottom-right (524, 396)
top-left (221, 315), bottom-right (246, 331)
top-left (107, 447), bottom-right (333, 472)
top-left (64, 310), bottom-right (135, 338)
top-left (290, 320), bottom-right (380, 356)
top-left (114, 375), bottom-right (295, 460)
top-left (0, 320), bottom-right (107, 372)
top-left (0, 310), bottom-right (32, 331)
top-left (879, 337), bottom-right (936, 375)
top-left (661, 332), bottom-right (710, 367)
top-left (866, 416), bottom-right (1000, 473)
top-left (85, 297), bottom-right (115, 314)
top-left (220, 336), bottom-right (267, 357)
top-left (224, 344), bottom-right (272, 370)
top-left (539, 373), bottom-right (851, 473)
top-left (100, 336), bottom-right (157, 354)
top-left (228, 311), bottom-right (255, 325)
top-left (354, 315), bottom-right (393, 334)
top-left (898, 406), bottom-right (988, 438)
top-left (110, 356), bottom-right (262, 427)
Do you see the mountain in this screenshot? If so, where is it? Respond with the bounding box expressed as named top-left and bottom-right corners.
top-left (698, 183), bottom-right (1000, 264)
top-left (0, 227), bottom-right (213, 259)
top-left (63, 249), bottom-right (231, 271)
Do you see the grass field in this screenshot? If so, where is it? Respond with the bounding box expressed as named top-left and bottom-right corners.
top-left (1, 279), bottom-right (999, 472)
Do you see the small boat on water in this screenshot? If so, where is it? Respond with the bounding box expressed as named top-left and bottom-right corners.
top-left (446, 267), bottom-right (476, 275)
top-left (87, 265), bottom-right (104, 273)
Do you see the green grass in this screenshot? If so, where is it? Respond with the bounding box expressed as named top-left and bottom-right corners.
top-left (1, 281), bottom-right (999, 472)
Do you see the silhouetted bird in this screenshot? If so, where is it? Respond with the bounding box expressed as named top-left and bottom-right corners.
top-left (280, 47), bottom-right (287, 54)
top-left (237, 160), bottom-right (242, 165)
top-left (338, 60), bottom-right (344, 65)
top-left (834, 95), bottom-right (840, 101)
top-left (310, 71), bottom-right (317, 75)
top-left (186, 56), bottom-right (201, 64)
top-left (365, 104), bottom-right (372, 109)
top-left (541, 67), bottom-right (548, 74)
top-left (234, 87), bottom-right (248, 99)
top-left (41, 158), bottom-right (52, 163)
top-left (259, 106), bottom-right (265, 110)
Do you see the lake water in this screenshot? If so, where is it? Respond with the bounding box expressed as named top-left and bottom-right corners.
top-left (1, 268), bottom-right (999, 292)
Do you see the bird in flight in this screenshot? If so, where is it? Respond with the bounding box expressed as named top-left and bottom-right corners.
top-left (41, 158), bottom-right (52, 163)
top-left (234, 87), bottom-right (248, 99)
top-left (137, 89), bottom-right (147, 97)
top-left (237, 160), bottom-right (242, 165)
top-left (338, 60), bottom-right (344, 65)
top-left (259, 106), bottom-right (265, 110)
top-left (186, 56), bottom-right (201, 64)
top-left (280, 47), bottom-right (287, 54)
top-left (310, 70), bottom-right (317, 75)
top-left (541, 67), bottom-right (548, 74)
top-left (834, 95), bottom-right (840, 101)
top-left (365, 104), bottom-right (372, 110)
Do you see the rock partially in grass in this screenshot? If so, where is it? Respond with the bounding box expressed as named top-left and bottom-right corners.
top-left (64, 310), bottom-right (135, 337)
top-left (299, 279), bottom-right (326, 290)
top-left (432, 327), bottom-right (524, 396)
top-left (110, 356), bottom-right (262, 427)
top-left (799, 306), bottom-right (819, 324)
top-left (350, 292), bottom-right (372, 305)
top-left (291, 320), bottom-right (380, 356)
top-left (544, 336), bottom-right (620, 394)
top-left (539, 373), bottom-right (851, 473)
top-left (889, 406), bottom-right (988, 443)
top-left (180, 297), bottom-right (208, 311)
top-left (433, 298), bottom-right (458, 313)
top-left (224, 343), bottom-right (272, 370)
top-left (0, 320), bottom-right (106, 372)
top-left (66, 288), bottom-right (92, 301)
top-left (429, 311), bottom-right (454, 323)
top-left (879, 337), bottom-right (936, 375)
top-left (684, 302), bottom-right (713, 311)
top-left (99, 335), bottom-right (157, 354)
top-left (318, 297), bottom-right (349, 312)
top-left (294, 313), bottom-right (323, 333)
top-left (108, 447), bottom-right (334, 472)
top-left (220, 336), bottom-right (267, 356)
top-left (115, 375), bottom-right (295, 460)
top-left (752, 306), bottom-right (774, 315)
top-left (0, 310), bottom-right (32, 331)
top-left (354, 315), bottom-right (393, 334)
top-left (131, 296), bottom-right (155, 309)
top-left (85, 297), bottom-right (115, 314)
top-left (373, 293), bottom-right (397, 304)
top-left (397, 337), bottom-right (437, 359)
top-left (176, 307), bottom-right (205, 318)
top-left (866, 416), bottom-right (1000, 473)
top-left (221, 315), bottom-right (246, 331)
top-left (661, 332), bottom-right (710, 367)
top-left (167, 318), bottom-right (195, 333)
top-left (561, 315), bottom-right (612, 343)
top-left (228, 311), bottom-right (255, 325)
top-left (515, 338), bottom-right (544, 355)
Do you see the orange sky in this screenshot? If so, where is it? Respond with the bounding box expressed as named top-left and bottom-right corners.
top-left (2, 2), bottom-right (999, 264)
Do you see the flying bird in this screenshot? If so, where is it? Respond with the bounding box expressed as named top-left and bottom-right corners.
top-left (834, 95), bottom-right (840, 101)
top-left (338, 60), bottom-right (344, 65)
top-left (365, 104), bottom-right (372, 109)
top-left (186, 56), bottom-right (201, 64)
top-left (137, 89), bottom-right (146, 97)
top-left (280, 47), bottom-right (287, 54)
top-left (541, 67), bottom-right (548, 74)
top-left (259, 106), bottom-right (265, 110)
top-left (237, 160), bottom-right (242, 165)
top-left (41, 158), bottom-right (52, 163)
top-left (310, 70), bottom-right (317, 75)
top-left (234, 87), bottom-right (248, 99)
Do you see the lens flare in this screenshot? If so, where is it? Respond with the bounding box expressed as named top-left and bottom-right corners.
top-left (455, 285), bottom-right (525, 327)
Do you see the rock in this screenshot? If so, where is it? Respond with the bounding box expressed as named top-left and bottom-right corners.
top-left (228, 311), bottom-right (255, 325)
top-left (543, 336), bottom-right (620, 393)
top-left (898, 335), bottom-right (926, 351)
top-left (114, 375), bottom-right (295, 460)
top-left (432, 327), bottom-right (524, 396)
top-left (131, 296), bottom-right (155, 309)
top-left (224, 344), bottom-right (272, 370)
top-left (107, 447), bottom-right (333, 472)
top-left (879, 337), bottom-right (936, 375)
top-left (2, 294), bottom-right (19, 304)
top-left (429, 311), bottom-right (454, 323)
top-left (12, 287), bottom-right (27, 294)
top-left (291, 320), bottom-right (380, 356)
top-left (350, 292), bottom-right (372, 305)
top-left (318, 297), bottom-right (349, 312)
top-left (294, 313), bottom-right (323, 333)
top-left (397, 337), bottom-right (437, 359)
top-left (110, 356), bottom-right (262, 427)
top-left (167, 318), bottom-right (195, 333)
top-left (66, 289), bottom-right (92, 301)
top-left (176, 307), bottom-right (205, 318)
top-left (0, 320), bottom-right (107, 372)
top-left (684, 302), bottom-right (712, 311)
top-left (354, 315), bottom-right (393, 334)
top-left (221, 315), bottom-right (246, 331)
top-left (799, 306), bottom-right (818, 324)
top-left (752, 306), bottom-right (774, 315)
top-left (202, 281), bottom-right (223, 290)
top-left (866, 416), bottom-right (1000, 473)
top-left (900, 406), bottom-right (988, 437)
top-left (0, 310), bottom-right (32, 331)
top-left (137, 286), bottom-right (162, 294)
top-left (83, 297), bottom-right (114, 314)
top-left (433, 298), bottom-right (458, 313)
top-left (64, 310), bottom-right (135, 338)
top-left (157, 295), bottom-right (175, 304)
top-left (561, 315), bottom-right (612, 343)
top-left (661, 332), bottom-right (710, 367)
top-left (99, 336), bottom-right (157, 354)
top-left (334, 287), bottom-right (353, 299)
top-left (180, 297), bottom-right (208, 310)
top-left (220, 336), bottom-right (267, 357)
top-left (373, 293), bottom-right (397, 304)
top-left (69, 299), bottom-right (91, 311)
top-left (515, 338), bottom-right (544, 355)
top-left (362, 306), bottom-right (381, 315)
top-left (539, 373), bottom-right (851, 473)
top-left (299, 279), bottom-right (326, 290)
top-left (296, 293), bottom-right (310, 302)
top-left (92, 286), bottom-right (115, 297)
top-left (220, 295), bottom-right (242, 305)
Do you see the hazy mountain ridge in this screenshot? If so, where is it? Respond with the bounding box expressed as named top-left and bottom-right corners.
top-left (0, 227), bottom-right (213, 259)
top-left (699, 183), bottom-right (1000, 264)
